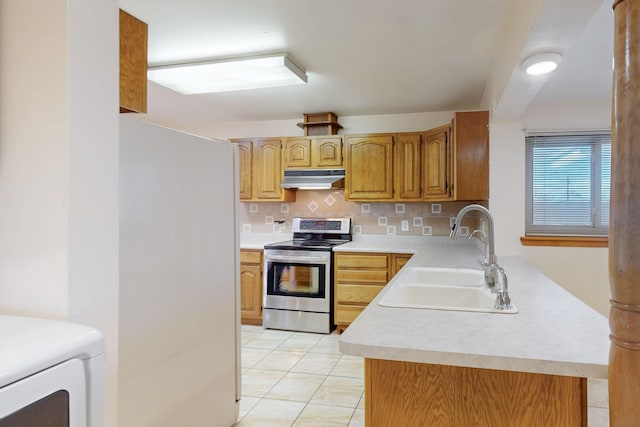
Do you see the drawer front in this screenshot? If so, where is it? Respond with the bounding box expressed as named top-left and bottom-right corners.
top-left (337, 284), bottom-right (385, 304)
top-left (336, 269), bottom-right (389, 284)
top-left (335, 304), bottom-right (365, 324)
top-left (240, 250), bottom-right (262, 264)
top-left (335, 253), bottom-right (389, 269)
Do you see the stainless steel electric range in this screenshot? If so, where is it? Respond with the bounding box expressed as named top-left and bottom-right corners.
top-left (263, 217), bottom-right (352, 334)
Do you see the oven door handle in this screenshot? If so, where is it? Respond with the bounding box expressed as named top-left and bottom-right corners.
top-left (265, 254), bottom-right (329, 263)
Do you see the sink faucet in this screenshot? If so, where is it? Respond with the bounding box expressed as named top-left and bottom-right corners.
top-left (449, 204), bottom-right (497, 288)
top-left (488, 263), bottom-right (513, 311)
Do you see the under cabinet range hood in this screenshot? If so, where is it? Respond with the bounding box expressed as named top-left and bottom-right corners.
top-left (281, 169), bottom-right (345, 190)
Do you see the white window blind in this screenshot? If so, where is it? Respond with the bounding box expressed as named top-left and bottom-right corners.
top-left (525, 132), bottom-right (611, 236)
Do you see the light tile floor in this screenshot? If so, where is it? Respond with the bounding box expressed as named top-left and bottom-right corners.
top-left (238, 325), bottom-right (364, 427)
top-left (238, 325), bottom-right (609, 427)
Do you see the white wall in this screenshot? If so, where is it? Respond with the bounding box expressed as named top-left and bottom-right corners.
top-left (0, 0), bottom-right (70, 318)
top-left (67, 1), bottom-right (120, 425)
top-left (488, 122), bottom-right (527, 255)
top-left (0, 0), bottom-right (119, 425)
top-left (490, 102), bottom-right (611, 316)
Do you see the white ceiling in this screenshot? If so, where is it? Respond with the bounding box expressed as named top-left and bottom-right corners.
top-left (529, 2), bottom-right (613, 106)
top-left (118, 0), bottom-right (613, 127)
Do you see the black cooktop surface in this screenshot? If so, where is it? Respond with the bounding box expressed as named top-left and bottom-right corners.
top-left (264, 238), bottom-right (349, 251)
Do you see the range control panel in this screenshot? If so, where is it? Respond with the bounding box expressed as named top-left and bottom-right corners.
top-left (299, 220), bottom-right (341, 231)
top-left (292, 218), bottom-right (351, 234)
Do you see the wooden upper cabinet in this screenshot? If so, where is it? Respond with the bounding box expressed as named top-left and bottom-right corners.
top-left (451, 111), bottom-right (489, 201)
top-left (284, 138), bottom-right (312, 168)
top-left (119, 10), bottom-right (147, 114)
top-left (423, 125), bottom-right (451, 200)
top-left (283, 137), bottom-right (343, 168)
top-left (230, 111), bottom-right (488, 203)
top-left (315, 137), bottom-right (343, 167)
top-left (236, 141), bottom-right (253, 200)
top-left (395, 132), bottom-right (422, 201)
top-left (231, 138), bottom-right (294, 202)
top-left (254, 139), bottom-right (286, 200)
top-left (345, 135), bottom-right (394, 200)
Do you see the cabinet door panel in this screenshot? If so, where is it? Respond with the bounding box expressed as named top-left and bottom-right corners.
top-left (335, 304), bottom-right (365, 324)
top-left (396, 133), bottom-right (422, 200)
top-left (315, 137), bottom-right (343, 167)
top-left (345, 135), bottom-right (394, 200)
top-left (236, 141), bottom-right (253, 200)
top-left (337, 284), bottom-right (385, 304)
top-left (240, 249), bottom-right (262, 264)
top-left (424, 127), bottom-right (450, 200)
top-left (337, 270), bottom-right (389, 284)
top-left (452, 111), bottom-right (489, 201)
top-left (240, 264), bottom-right (262, 321)
top-left (335, 253), bottom-right (389, 269)
top-left (253, 139), bottom-right (284, 199)
top-left (284, 138), bottom-right (312, 168)
top-left (391, 254), bottom-right (412, 277)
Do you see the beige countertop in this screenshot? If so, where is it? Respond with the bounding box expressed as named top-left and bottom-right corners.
top-left (336, 236), bottom-right (610, 379)
top-left (240, 232), bottom-right (292, 250)
top-left (239, 232), bottom-right (609, 378)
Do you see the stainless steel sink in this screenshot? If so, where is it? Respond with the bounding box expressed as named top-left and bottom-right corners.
top-left (378, 267), bottom-right (518, 314)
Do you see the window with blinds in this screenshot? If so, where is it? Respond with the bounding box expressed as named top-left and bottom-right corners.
top-left (525, 132), bottom-right (611, 236)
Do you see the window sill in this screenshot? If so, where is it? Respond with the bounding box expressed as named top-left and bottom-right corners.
top-left (520, 236), bottom-right (608, 248)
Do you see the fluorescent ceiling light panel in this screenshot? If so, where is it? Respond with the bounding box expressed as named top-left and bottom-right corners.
top-left (521, 52), bottom-right (562, 76)
top-left (147, 53), bottom-right (307, 94)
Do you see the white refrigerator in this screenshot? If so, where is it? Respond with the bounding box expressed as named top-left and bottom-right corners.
top-left (118, 116), bottom-right (240, 427)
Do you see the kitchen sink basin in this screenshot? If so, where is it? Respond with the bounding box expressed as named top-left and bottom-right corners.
top-left (399, 267), bottom-right (485, 287)
top-left (378, 267), bottom-right (518, 314)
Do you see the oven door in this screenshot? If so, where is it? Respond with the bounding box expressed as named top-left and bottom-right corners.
top-left (264, 249), bottom-right (331, 313)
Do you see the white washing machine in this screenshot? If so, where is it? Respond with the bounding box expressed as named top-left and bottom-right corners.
top-left (0, 315), bottom-right (105, 426)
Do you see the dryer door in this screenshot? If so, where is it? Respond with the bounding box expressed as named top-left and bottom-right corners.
top-left (0, 358), bottom-right (86, 427)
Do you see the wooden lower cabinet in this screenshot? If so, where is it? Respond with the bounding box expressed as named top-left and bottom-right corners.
top-left (365, 358), bottom-right (587, 427)
top-left (240, 250), bottom-right (263, 325)
top-left (391, 254), bottom-right (412, 277)
top-left (334, 252), bottom-right (412, 333)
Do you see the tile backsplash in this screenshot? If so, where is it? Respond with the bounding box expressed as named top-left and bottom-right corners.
top-left (239, 190), bottom-right (484, 236)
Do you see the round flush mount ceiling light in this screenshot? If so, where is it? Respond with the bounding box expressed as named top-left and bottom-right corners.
top-left (521, 52), bottom-right (562, 76)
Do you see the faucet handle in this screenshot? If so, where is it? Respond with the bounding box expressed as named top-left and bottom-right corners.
top-left (479, 259), bottom-right (498, 290)
top-left (469, 229), bottom-right (487, 241)
top-left (449, 223), bottom-right (457, 239)
top-left (488, 263), bottom-right (513, 311)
